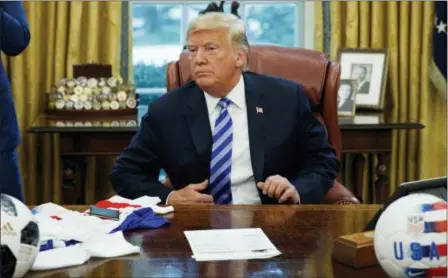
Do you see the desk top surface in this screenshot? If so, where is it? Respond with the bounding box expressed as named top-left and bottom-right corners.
top-left (26, 205), bottom-right (388, 278)
top-left (27, 112), bottom-right (424, 133)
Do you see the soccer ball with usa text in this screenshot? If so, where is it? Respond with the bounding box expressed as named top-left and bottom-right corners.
top-left (374, 193), bottom-right (447, 278)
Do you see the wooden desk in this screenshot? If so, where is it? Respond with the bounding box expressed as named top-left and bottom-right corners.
top-left (26, 205), bottom-right (387, 278)
top-left (27, 113), bottom-right (423, 205)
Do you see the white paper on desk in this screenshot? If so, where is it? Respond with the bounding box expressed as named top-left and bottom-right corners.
top-left (184, 228), bottom-right (281, 261)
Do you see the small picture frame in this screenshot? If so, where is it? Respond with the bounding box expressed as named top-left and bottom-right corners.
top-left (337, 48), bottom-right (389, 110)
top-left (337, 79), bottom-right (357, 117)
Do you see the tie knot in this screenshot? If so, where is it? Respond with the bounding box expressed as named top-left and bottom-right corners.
top-left (218, 98), bottom-right (231, 109)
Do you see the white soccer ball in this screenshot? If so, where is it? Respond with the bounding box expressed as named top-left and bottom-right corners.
top-left (1, 194), bottom-right (40, 278)
top-left (374, 193), bottom-right (447, 278)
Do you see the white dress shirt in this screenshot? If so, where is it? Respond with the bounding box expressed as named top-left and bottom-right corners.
top-left (203, 75), bottom-right (261, 204)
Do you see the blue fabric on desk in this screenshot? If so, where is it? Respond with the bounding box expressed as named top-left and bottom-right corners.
top-left (109, 207), bottom-right (169, 233)
top-left (40, 239), bottom-right (81, 252)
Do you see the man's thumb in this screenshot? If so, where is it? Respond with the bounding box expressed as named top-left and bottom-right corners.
top-left (189, 179), bottom-right (208, 191)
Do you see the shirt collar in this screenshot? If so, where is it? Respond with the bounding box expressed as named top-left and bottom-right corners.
top-left (203, 74), bottom-right (245, 116)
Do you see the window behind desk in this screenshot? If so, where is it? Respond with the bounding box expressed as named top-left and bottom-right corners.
top-left (125, 1), bottom-right (315, 109)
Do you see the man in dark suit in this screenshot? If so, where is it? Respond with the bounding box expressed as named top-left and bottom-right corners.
top-left (0, 1), bottom-right (31, 201)
top-left (111, 12), bottom-right (339, 205)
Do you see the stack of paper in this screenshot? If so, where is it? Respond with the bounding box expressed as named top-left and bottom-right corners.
top-left (184, 228), bottom-right (281, 261)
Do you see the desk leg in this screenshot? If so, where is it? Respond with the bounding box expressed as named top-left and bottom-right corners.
top-left (85, 157), bottom-right (97, 204)
top-left (352, 154), bottom-right (366, 202)
top-left (42, 134), bottom-right (52, 202)
top-left (52, 133), bottom-right (62, 204)
top-left (375, 152), bottom-right (390, 204)
top-left (61, 157), bottom-right (87, 204)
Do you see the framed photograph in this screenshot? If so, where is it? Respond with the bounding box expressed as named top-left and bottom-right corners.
top-left (337, 48), bottom-right (389, 110)
top-left (337, 79), bottom-right (357, 117)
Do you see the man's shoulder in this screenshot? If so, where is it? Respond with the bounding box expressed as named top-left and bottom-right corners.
top-left (146, 81), bottom-right (198, 115)
top-left (245, 71), bottom-right (301, 87)
top-left (244, 71), bottom-right (306, 99)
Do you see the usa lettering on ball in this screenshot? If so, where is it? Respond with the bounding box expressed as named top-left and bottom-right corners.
top-left (394, 241), bottom-right (441, 261)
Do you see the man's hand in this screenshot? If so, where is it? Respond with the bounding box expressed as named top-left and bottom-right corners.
top-left (166, 180), bottom-right (214, 205)
top-left (257, 175), bottom-right (300, 204)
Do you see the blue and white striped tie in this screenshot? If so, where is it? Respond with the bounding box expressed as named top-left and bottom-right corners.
top-left (209, 97), bottom-right (233, 204)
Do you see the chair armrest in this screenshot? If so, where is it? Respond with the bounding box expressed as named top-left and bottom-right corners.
top-left (323, 180), bottom-right (360, 205)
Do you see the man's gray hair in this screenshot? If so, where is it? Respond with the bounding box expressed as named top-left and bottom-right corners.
top-left (186, 12), bottom-right (250, 69)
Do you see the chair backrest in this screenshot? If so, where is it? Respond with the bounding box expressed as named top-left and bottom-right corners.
top-left (166, 45), bottom-right (342, 157)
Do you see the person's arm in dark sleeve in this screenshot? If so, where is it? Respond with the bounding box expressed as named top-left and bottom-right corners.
top-left (290, 85), bottom-right (340, 204)
top-left (0, 1), bottom-right (31, 56)
top-left (110, 108), bottom-right (173, 203)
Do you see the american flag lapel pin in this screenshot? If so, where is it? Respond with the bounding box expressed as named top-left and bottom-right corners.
top-left (256, 107), bottom-right (263, 114)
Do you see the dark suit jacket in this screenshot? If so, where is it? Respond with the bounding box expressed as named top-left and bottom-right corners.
top-left (111, 72), bottom-right (340, 204)
top-left (0, 2), bottom-right (31, 152)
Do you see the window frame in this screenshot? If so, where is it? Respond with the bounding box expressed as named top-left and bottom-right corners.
top-left (130, 0), bottom-right (315, 94)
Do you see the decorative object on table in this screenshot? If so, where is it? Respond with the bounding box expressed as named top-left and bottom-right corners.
top-left (49, 119), bottom-right (138, 128)
top-left (332, 231), bottom-right (377, 268)
top-left (337, 79), bottom-right (358, 117)
top-left (45, 64), bottom-right (138, 116)
top-left (199, 1), bottom-right (224, 14)
top-left (230, 1), bottom-right (241, 18)
top-left (337, 48), bottom-right (389, 110)
top-left (183, 2), bottom-right (240, 51)
top-left (198, 1), bottom-right (240, 17)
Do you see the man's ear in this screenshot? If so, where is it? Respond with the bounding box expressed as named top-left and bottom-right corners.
top-left (235, 50), bottom-right (246, 68)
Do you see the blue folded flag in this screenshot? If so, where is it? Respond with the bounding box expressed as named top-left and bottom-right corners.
top-left (109, 207), bottom-right (169, 234)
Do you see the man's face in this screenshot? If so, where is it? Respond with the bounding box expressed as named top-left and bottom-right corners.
top-left (352, 66), bottom-right (366, 81)
top-left (338, 84), bottom-right (351, 100)
top-left (187, 28), bottom-right (243, 92)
